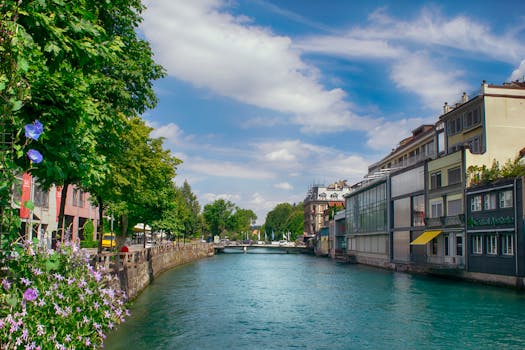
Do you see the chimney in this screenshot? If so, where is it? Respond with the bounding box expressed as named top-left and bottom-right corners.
top-left (461, 92), bottom-right (468, 103)
top-left (443, 102), bottom-right (451, 114)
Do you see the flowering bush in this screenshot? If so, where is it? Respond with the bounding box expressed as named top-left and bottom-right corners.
top-left (0, 241), bottom-right (128, 349)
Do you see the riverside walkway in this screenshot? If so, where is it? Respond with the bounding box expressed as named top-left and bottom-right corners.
top-left (92, 242), bottom-right (214, 299)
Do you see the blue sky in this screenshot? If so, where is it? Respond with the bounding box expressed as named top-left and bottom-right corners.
top-left (140, 0), bottom-right (525, 224)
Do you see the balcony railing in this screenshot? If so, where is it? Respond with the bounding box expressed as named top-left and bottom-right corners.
top-left (425, 214), bottom-right (465, 228)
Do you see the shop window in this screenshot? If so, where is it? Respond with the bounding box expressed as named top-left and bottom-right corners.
top-left (471, 195), bottom-right (482, 212)
top-left (456, 236), bottom-right (463, 256)
top-left (431, 238), bottom-right (438, 255)
top-left (499, 190), bottom-right (513, 208)
top-left (502, 234), bottom-right (514, 256)
top-left (486, 235), bottom-right (497, 255)
top-left (472, 235), bottom-right (483, 254)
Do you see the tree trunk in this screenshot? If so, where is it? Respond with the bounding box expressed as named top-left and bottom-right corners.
top-left (97, 196), bottom-right (104, 254)
top-left (58, 182), bottom-right (69, 242)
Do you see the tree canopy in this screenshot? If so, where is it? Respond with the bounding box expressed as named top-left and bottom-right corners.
top-left (202, 199), bottom-right (256, 239)
top-left (263, 202), bottom-right (304, 241)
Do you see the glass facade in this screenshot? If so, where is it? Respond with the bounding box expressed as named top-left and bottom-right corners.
top-left (394, 197), bottom-right (410, 228)
top-left (346, 182), bottom-right (387, 234)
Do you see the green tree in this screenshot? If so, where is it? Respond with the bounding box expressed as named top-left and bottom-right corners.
top-left (6, 0), bottom-right (164, 236)
top-left (203, 199), bottom-right (236, 237)
top-left (264, 203), bottom-right (293, 240)
top-left (228, 208), bottom-right (257, 234)
top-left (263, 202), bottom-right (304, 241)
top-left (285, 202), bottom-right (304, 241)
top-left (179, 180), bottom-right (201, 239)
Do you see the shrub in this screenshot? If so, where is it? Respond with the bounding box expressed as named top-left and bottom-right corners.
top-left (0, 240), bottom-right (128, 349)
top-left (80, 240), bottom-right (98, 249)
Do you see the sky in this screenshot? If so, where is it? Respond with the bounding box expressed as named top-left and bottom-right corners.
top-left (139, 0), bottom-right (525, 224)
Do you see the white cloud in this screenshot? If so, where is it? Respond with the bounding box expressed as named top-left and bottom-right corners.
top-left (274, 182), bottom-right (293, 190)
top-left (150, 122), bottom-right (184, 145)
top-left (295, 36), bottom-right (404, 59)
top-left (358, 7), bottom-right (525, 63)
top-left (184, 158), bottom-right (275, 180)
top-left (390, 52), bottom-right (469, 110)
top-left (510, 59), bottom-right (525, 82)
top-left (365, 117), bottom-right (427, 152)
top-left (255, 139), bottom-right (370, 184)
top-left (141, 0), bottom-right (363, 133)
top-left (265, 148), bottom-right (296, 162)
top-left (201, 192), bottom-right (241, 203)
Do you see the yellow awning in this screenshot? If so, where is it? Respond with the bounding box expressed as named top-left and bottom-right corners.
top-left (410, 230), bottom-right (442, 245)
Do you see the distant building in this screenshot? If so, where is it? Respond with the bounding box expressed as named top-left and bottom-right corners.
top-left (303, 180), bottom-right (351, 240)
top-left (16, 174), bottom-right (99, 246)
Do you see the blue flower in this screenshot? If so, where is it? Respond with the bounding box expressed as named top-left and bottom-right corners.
top-left (27, 149), bottom-right (43, 163)
top-left (24, 119), bottom-right (44, 141)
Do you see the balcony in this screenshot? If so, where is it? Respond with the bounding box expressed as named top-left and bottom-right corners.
top-left (425, 214), bottom-right (465, 228)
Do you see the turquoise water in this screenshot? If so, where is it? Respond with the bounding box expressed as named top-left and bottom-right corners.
top-left (104, 250), bottom-right (525, 349)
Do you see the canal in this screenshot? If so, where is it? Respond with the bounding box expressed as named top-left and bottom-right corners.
top-left (104, 250), bottom-right (525, 349)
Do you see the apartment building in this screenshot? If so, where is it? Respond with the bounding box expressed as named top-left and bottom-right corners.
top-left (16, 174), bottom-right (99, 246)
top-left (303, 180), bottom-right (351, 240)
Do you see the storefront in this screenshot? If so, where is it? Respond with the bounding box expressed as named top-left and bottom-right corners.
top-left (466, 178), bottom-right (524, 276)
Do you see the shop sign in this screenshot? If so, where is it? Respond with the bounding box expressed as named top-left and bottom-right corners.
top-left (467, 216), bottom-right (514, 228)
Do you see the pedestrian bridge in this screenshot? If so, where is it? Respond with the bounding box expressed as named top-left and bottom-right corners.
top-left (213, 243), bottom-right (313, 254)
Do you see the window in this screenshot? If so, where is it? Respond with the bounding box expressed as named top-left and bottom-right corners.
top-left (447, 199), bottom-right (462, 216)
top-left (431, 201), bottom-right (443, 218)
top-left (330, 193), bottom-right (338, 199)
top-left (448, 167), bottom-right (461, 185)
top-left (72, 189), bottom-right (85, 207)
top-left (33, 183), bottom-right (49, 208)
top-left (483, 193), bottom-right (497, 210)
top-left (463, 107), bottom-right (481, 129)
top-left (499, 190), bottom-right (513, 208)
top-left (456, 236), bottom-right (463, 256)
top-left (471, 195), bottom-right (482, 212)
top-left (447, 117), bottom-right (462, 135)
top-left (431, 238), bottom-right (438, 255)
top-left (486, 235), bottom-right (497, 255)
top-left (444, 234), bottom-right (449, 256)
top-left (502, 234), bottom-right (514, 256)
top-left (430, 172), bottom-right (442, 189)
top-left (472, 235), bottom-right (483, 254)
top-left (412, 195), bottom-right (425, 227)
top-left (422, 141), bottom-right (435, 158)
top-left (319, 193), bottom-right (327, 200)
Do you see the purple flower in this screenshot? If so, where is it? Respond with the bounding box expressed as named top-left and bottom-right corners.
top-left (24, 120), bottom-right (44, 141)
top-left (23, 288), bottom-right (38, 301)
top-left (27, 149), bottom-right (43, 163)
top-left (20, 277), bottom-right (31, 286)
top-left (1, 279), bottom-right (11, 290)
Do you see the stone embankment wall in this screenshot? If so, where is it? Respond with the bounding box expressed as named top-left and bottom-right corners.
top-left (97, 243), bottom-right (214, 300)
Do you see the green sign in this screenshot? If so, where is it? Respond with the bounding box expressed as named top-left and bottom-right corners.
top-left (467, 216), bottom-right (514, 228)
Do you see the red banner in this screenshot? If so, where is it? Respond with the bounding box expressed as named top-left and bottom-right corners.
top-left (19, 173), bottom-right (32, 219)
top-left (56, 186), bottom-right (62, 222)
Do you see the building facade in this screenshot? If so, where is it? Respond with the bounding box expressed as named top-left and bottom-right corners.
top-left (466, 177), bottom-right (524, 277)
top-left (345, 177), bottom-right (390, 268)
top-left (304, 180), bottom-right (351, 239)
top-left (16, 174), bottom-right (99, 246)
